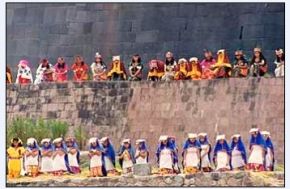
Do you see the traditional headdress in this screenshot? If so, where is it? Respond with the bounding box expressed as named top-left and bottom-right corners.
top-left (41, 138), bottom-right (51, 144)
top-left (249, 128), bottom-right (259, 134)
top-left (178, 58), bottom-right (187, 64)
top-left (159, 135), bottom-right (168, 141)
top-left (188, 133), bottom-right (198, 139)
top-left (89, 137), bottom-right (98, 144)
top-left (254, 47), bottom-right (262, 52)
top-left (53, 137), bottom-right (63, 144)
top-left (122, 138), bottom-right (131, 144)
top-left (216, 134), bottom-right (226, 141)
top-left (231, 134), bottom-right (241, 139)
top-left (95, 52), bottom-right (102, 58)
top-left (261, 131), bottom-right (271, 136)
top-left (189, 57), bottom-right (198, 62)
top-left (18, 59), bottom-right (29, 67)
top-left (27, 137), bottom-right (37, 145)
top-left (112, 55), bottom-right (120, 61)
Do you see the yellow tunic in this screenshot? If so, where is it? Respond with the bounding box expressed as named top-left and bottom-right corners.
top-left (7, 146), bottom-right (25, 178)
top-left (187, 64), bottom-right (201, 79)
top-left (107, 62), bottom-right (124, 77)
top-left (174, 64), bottom-right (187, 79)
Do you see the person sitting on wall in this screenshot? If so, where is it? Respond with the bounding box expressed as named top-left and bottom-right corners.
top-left (135, 139), bottom-right (149, 164)
top-left (6, 66), bottom-right (13, 84)
top-left (35, 58), bottom-right (55, 84)
top-left (161, 51), bottom-right (176, 81)
top-left (199, 49), bottom-right (216, 79)
top-left (213, 134), bottom-right (231, 172)
top-left (15, 59), bottom-right (33, 84)
top-left (249, 47), bottom-right (268, 77)
top-left (54, 57), bottom-right (69, 82)
top-left (186, 57), bottom-right (202, 80)
top-left (230, 134), bottom-right (247, 171)
top-left (182, 133), bottom-right (201, 174)
top-left (232, 50), bottom-right (249, 77)
top-left (107, 55), bottom-right (127, 81)
top-left (246, 128), bottom-right (266, 172)
top-left (72, 55), bottom-right (89, 81)
top-left (91, 52), bottom-right (107, 81)
top-left (148, 59), bottom-right (165, 81)
top-left (261, 131), bottom-right (275, 171)
top-left (211, 49), bottom-right (232, 78)
top-left (100, 137), bottom-right (118, 176)
top-left (156, 135), bottom-right (176, 175)
top-left (174, 58), bottom-right (188, 80)
top-left (118, 139), bottom-right (135, 174)
top-left (274, 48), bottom-right (284, 77)
top-left (128, 54), bottom-right (143, 81)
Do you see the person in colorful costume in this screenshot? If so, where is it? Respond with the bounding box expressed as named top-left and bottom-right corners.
top-left (54, 57), bottom-right (68, 82)
top-left (199, 50), bottom-right (216, 79)
top-left (174, 58), bottom-right (188, 80)
top-left (118, 139), bottom-right (135, 174)
top-left (198, 133), bottom-right (212, 172)
top-left (128, 54), bottom-right (143, 81)
top-left (274, 48), bottom-right (284, 77)
top-left (88, 137), bottom-right (106, 177)
top-left (156, 135), bottom-right (177, 175)
top-left (6, 66), bottom-right (13, 84)
top-left (261, 131), bottom-right (275, 171)
top-left (213, 134), bottom-right (231, 172)
top-left (232, 50), bottom-right (249, 77)
top-left (186, 57), bottom-right (202, 80)
top-left (72, 55), bottom-right (89, 81)
top-left (15, 59), bottom-right (33, 84)
top-left (107, 55), bottom-right (127, 80)
top-left (211, 49), bottom-right (232, 78)
top-left (65, 137), bottom-right (81, 174)
top-left (161, 51), bottom-right (176, 81)
top-left (168, 136), bottom-right (180, 173)
top-left (230, 134), bottom-right (247, 170)
top-left (35, 58), bottom-right (55, 84)
top-left (52, 138), bottom-right (70, 176)
top-left (24, 138), bottom-right (40, 177)
top-left (135, 139), bottom-right (149, 164)
top-left (100, 137), bottom-right (117, 176)
top-left (246, 128), bottom-right (266, 172)
top-left (91, 52), bottom-right (107, 81)
top-left (249, 48), bottom-right (268, 77)
top-left (40, 138), bottom-right (54, 174)
top-left (182, 133), bottom-right (201, 174)
top-left (148, 59), bottom-right (165, 81)
top-left (7, 138), bottom-right (26, 179)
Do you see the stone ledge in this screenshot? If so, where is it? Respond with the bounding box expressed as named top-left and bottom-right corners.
top-left (7, 171), bottom-right (284, 187)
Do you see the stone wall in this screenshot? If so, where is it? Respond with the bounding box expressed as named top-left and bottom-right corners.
top-left (7, 171), bottom-right (285, 187)
top-left (7, 3), bottom-right (284, 78)
top-left (6, 78), bottom-right (285, 164)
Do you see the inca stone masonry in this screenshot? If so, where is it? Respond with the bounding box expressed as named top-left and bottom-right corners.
top-left (7, 3), bottom-right (284, 77)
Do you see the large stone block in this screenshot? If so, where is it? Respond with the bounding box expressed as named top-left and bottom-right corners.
top-left (133, 163), bottom-right (152, 176)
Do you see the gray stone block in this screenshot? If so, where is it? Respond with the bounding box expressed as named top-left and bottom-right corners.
top-left (133, 163), bottom-right (151, 176)
top-left (136, 30), bottom-right (159, 43)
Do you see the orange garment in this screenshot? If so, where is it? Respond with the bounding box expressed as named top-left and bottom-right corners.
top-left (72, 63), bottom-right (89, 81)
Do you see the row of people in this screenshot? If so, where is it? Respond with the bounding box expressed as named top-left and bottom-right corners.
top-left (7, 128), bottom-right (274, 179)
top-left (6, 48), bottom-right (285, 84)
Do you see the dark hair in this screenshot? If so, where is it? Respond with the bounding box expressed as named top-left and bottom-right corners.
top-left (95, 57), bottom-right (104, 66)
top-left (250, 52), bottom-right (267, 65)
top-left (276, 50), bottom-right (285, 63)
top-left (132, 54), bottom-right (141, 63)
top-left (75, 56), bottom-right (84, 66)
top-left (41, 59), bottom-right (50, 69)
top-left (11, 138), bottom-right (22, 147)
top-left (165, 57), bottom-right (175, 66)
top-left (57, 62), bottom-right (66, 69)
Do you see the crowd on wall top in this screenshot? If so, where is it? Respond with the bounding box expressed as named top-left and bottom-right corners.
top-left (7, 128), bottom-right (274, 179)
top-left (6, 47), bottom-right (284, 85)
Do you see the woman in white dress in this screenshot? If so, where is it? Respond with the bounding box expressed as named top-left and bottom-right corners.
top-left (100, 137), bottom-right (117, 176)
top-left (52, 138), bottom-right (69, 176)
top-left (65, 137), bottom-right (81, 174)
top-left (230, 134), bottom-right (247, 170)
top-left (24, 138), bottom-right (40, 177)
top-left (182, 133), bottom-right (201, 174)
top-left (135, 139), bottom-right (149, 164)
top-left (156, 135), bottom-right (176, 175)
top-left (246, 128), bottom-right (266, 172)
top-left (88, 137), bottom-right (106, 177)
top-left (91, 52), bottom-right (107, 81)
top-left (34, 58), bottom-right (54, 84)
top-left (274, 48), bottom-right (284, 77)
top-left (118, 139), bottom-right (135, 174)
top-left (213, 135), bottom-right (231, 172)
top-left (40, 138), bottom-right (53, 174)
top-left (261, 131), bottom-right (275, 171)
top-left (198, 133), bottom-right (212, 172)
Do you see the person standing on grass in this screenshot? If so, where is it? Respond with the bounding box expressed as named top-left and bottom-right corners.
top-left (261, 131), bottom-right (275, 171)
top-left (24, 138), bottom-right (40, 177)
top-left (100, 137), bottom-right (117, 176)
top-left (198, 133), bottom-right (212, 172)
top-left (118, 139), bottom-right (135, 174)
top-left (135, 139), bottom-right (149, 164)
top-left (213, 134), bottom-right (231, 172)
top-left (52, 138), bottom-right (70, 176)
top-left (230, 134), bottom-right (247, 170)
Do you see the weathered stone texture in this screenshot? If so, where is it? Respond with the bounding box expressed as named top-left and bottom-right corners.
top-left (6, 78), bottom-right (284, 165)
top-left (7, 3), bottom-right (284, 78)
